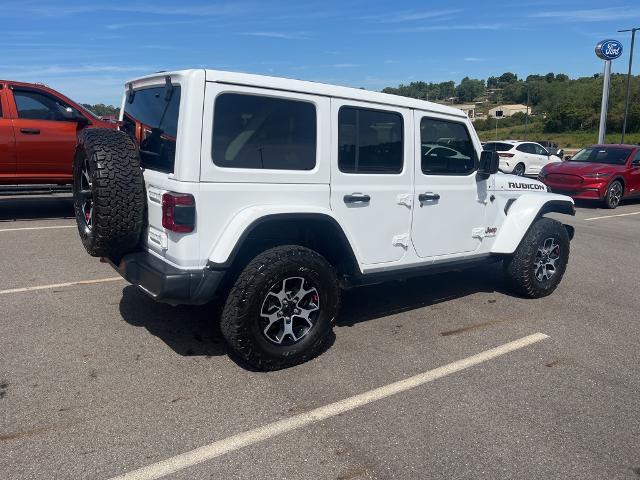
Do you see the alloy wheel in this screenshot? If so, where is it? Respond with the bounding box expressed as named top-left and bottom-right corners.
top-left (260, 277), bottom-right (320, 345)
top-left (79, 155), bottom-right (94, 229)
top-left (608, 182), bottom-right (622, 208)
top-left (534, 237), bottom-right (560, 282)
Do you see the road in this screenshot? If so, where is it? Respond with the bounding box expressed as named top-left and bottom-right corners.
top-left (1, 193), bottom-right (640, 480)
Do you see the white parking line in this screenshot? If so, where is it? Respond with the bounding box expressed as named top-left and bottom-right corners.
top-left (109, 332), bottom-right (549, 480)
top-left (0, 277), bottom-right (124, 295)
top-left (584, 211), bottom-right (640, 221)
top-left (0, 225), bottom-right (75, 233)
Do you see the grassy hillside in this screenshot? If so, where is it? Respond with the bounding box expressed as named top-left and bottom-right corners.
top-left (477, 123), bottom-right (640, 148)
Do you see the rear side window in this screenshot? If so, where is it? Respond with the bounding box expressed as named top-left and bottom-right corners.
top-left (420, 118), bottom-right (476, 175)
top-left (338, 107), bottom-right (403, 174)
top-left (122, 85), bottom-right (181, 173)
top-left (212, 93), bottom-right (316, 170)
top-left (484, 142), bottom-right (513, 152)
top-left (516, 144), bottom-right (532, 153)
top-left (13, 89), bottom-right (81, 121)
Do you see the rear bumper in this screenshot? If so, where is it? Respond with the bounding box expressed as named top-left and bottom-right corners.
top-left (107, 251), bottom-right (225, 305)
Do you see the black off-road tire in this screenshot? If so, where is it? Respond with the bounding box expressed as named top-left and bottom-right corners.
top-left (503, 217), bottom-right (570, 298)
top-left (73, 129), bottom-right (145, 258)
top-left (220, 245), bottom-right (340, 370)
top-left (603, 180), bottom-right (623, 209)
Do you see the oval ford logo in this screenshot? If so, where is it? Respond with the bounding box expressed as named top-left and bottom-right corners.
top-left (595, 39), bottom-right (623, 60)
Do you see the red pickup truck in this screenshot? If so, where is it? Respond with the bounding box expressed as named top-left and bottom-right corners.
top-left (0, 80), bottom-right (115, 186)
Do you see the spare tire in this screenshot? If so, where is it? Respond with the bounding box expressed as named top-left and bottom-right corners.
top-left (73, 128), bottom-right (145, 259)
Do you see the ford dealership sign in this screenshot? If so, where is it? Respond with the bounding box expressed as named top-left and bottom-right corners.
top-left (595, 39), bottom-right (623, 61)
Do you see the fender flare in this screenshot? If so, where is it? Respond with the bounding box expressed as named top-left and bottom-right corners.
top-left (491, 194), bottom-right (575, 254)
top-left (206, 206), bottom-right (362, 271)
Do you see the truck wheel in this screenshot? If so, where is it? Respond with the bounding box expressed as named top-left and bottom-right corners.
top-left (604, 180), bottom-right (623, 209)
top-left (73, 129), bottom-right (145, 259)
top-left (220, 245), bottom-right (340, 370)
top-left (503, 217), bottom-right (570, 298)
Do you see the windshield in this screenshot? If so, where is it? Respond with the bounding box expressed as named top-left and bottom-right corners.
top-left (570, 147), bottom-right (629, 165)
top-left (483, 142), bottom-right (513, 152)
top-left (121, 84), bottom-right (181, 173)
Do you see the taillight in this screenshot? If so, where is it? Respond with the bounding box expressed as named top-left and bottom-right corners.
top-left (162, 192), bottom-right (195, 233)
top-left (498, 152), bottom-right (515, 158)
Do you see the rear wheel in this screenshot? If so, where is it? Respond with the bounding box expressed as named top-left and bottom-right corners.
top-left (513, 163), bottom-right (526, 176)
top-left (504, 217), bottom-right (570, 298)
top-left (73, 129), bottom-right (145, 258)
top-left (604, 180), bottom-right (623, 209)
top-left (220, 245), bottom-right (340, 370)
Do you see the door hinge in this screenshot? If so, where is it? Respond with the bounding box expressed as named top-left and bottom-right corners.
top-left (392, 234), bottom-right (410, 248)
top-left (396, 193), bottom-right (413, 208)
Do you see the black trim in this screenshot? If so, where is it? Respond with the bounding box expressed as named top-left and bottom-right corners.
top-left (344, 254), bottom-right (499, 288)
top-left (206, 213), bottom-right (359, 271)
top-left (538, 199), bottom-right (575, 217)
top-left (108, 252), bottom-right (225, 305)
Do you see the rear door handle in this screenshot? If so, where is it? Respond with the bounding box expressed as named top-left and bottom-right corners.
top-left (418, 192), bottom-right (440, 202)
top-left (20, 128), bottom-right (40, 135)
top-left (343, 193), bottom-right (371, 204)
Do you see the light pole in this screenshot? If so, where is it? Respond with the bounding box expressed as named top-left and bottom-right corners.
top-left (618, 27), bottom-right (639, 144)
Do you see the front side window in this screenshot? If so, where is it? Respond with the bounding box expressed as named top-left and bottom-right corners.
top-left (212, 93), bottom-right (316, 170)
top-left (533, 144), bottom-right (548, 155)
top-left (122, 85), bottom-right (181, 173)
top-left (13, 89), bottom-right (81, 121)
top-left (420, 117), bottom-right (476, 175)
top-left (338, 107), bottom-right (403, 174)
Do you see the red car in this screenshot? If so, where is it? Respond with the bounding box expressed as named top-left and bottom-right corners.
top-left (539, 144), bottom-right (640, 209)
top-left (0, 80), bottom-right (115, 186)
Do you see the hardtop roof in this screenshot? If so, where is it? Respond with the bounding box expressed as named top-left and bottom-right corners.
top-left (126, 69), bottom-right (467, 119)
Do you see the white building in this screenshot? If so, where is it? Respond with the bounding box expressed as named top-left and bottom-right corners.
top-left (488, 104), bottom-right (529, 118)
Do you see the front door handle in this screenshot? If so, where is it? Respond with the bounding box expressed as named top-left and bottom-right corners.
top-left (20, 128), bottom-right (40, 135)
top-left (418, 192), bottom-right (440, 202)
top-left (343, 193), bottom-right (371, 204)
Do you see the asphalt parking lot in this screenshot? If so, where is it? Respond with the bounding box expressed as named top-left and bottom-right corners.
top-left (1, 194), bottom-right (640, 480)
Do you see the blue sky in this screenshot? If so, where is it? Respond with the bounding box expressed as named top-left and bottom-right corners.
top-left (4, 0), bottom-right (640, 105)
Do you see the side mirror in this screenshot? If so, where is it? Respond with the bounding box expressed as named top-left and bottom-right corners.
top-left (632, 159), bottom-right (640, 168)
top-left (477, 150), bottom-right (499, 180)
top-left (564, 155), bottom-right (572, 161)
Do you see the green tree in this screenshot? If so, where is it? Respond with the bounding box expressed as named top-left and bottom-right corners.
top-left (456, 77), bottom-right (485, 102)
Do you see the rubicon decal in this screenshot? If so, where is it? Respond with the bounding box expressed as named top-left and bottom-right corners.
top-left (508, 182), bottom-right (546, 191)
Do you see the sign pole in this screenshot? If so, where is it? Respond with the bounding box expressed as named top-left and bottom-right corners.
top-left (595, 39), bottom-right (623, 144)
top-left (598, 60), bottom-right (612, 144)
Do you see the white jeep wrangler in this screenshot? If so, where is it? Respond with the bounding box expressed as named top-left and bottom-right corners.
top-left (72, 69), bottom-right (575, 370)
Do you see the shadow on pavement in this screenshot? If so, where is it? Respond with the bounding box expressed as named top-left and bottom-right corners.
top-left (117, 263), bottom-right (510, 362)
top-left (574, 197), bottom-right (640, 210)
top-left (337, 264), bottom-right (508, 327)
top-left (0, 194), bottom-right (74, 221)
top-left (118, 285), bottom-right (227, 357)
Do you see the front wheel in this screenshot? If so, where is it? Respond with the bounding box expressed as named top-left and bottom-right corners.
top-left (504, 218), bottom-right (570, 298)
top-left (604, 180), bottom-right (623, 209)
top-left (220, 245), bottom-right (340, 370)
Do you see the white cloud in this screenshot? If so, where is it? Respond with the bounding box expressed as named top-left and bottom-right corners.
top-left (238, 31), bottom-right (309, 39)
top-left (464, 57), bottom-right (486, 62)
top-left (531, 7), bottom-right (640, 22)
top-left (360, 9), bottom-right (460, 23)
